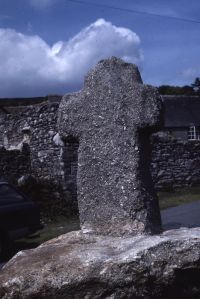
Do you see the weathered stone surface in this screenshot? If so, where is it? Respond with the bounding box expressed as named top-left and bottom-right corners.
top-left (58, 57), bottom-right (163, 236)
top-left (1, 228), bottom-right (200, 299)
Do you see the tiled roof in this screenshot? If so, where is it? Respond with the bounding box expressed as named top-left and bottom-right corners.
top-left (163, 96), bottom-right (200, 127)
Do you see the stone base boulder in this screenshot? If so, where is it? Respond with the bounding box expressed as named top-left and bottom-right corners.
top-left (1, 228), bottom-right (200, 299)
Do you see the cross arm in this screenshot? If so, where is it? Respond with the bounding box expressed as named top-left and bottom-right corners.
top-left (138, 84), bottom-right (163, 130)
top-left (58, 92), bottom-right (83, 140)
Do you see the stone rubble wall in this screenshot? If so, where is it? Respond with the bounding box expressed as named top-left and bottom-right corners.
top-left (0, 145), bottom-right (31, 184)
top-left (0, 100), bottom-right (63, 183)
top-left (152, 135), bottom-right (200, 190)
top-left (0, 98), bottom-right (76, 219)
top-left (0, 97), bottom-right (200, 218)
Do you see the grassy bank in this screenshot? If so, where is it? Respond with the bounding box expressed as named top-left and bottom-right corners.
top-left (158, 186), bottom-right (200, 210)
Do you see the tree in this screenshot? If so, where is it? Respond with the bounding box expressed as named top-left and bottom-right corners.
top-left (158, 85), bottom-right (194, 95)
top-left (191, 77), bottom-right (200, 94)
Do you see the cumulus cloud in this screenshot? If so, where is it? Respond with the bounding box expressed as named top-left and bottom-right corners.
top-left (0, 19), bottom-right (143, 97)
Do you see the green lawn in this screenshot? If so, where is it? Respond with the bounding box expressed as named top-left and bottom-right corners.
top-left (158, 186), bottom-right (200, 210)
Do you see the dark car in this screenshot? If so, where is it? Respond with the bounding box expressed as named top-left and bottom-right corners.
top-left (0, 180), bottom-right (41, 259)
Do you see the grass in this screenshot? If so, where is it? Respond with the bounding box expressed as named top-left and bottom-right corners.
top-left (158, 186), bottom-right (200, 210)
top-left (35, 215), bottom-right (80, 243)
top-left (17, 215), bottom-right (80, 246)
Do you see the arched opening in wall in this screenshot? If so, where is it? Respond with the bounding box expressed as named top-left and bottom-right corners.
top-left (61, 136), bottom-right (79, 216)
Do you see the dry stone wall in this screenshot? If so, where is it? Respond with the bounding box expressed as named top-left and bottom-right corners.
top-left (0, 145), bottom-right (30, 184)
top-left (152, 135), bottom-right (200, 190)
top-left (0, 97), bottom-right (78, 219)
top-left (0, 100), bottom-right (62, 182)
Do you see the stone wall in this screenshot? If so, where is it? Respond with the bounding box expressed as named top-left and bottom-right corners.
top-left (0, 97), bottom-right (200, 219)
top-left (0, 97), bottom-right (77, 220)
top-left (0, 100), bottom-right (61, 180)
top-left (0, 98), bottom-right (62, 182)
top-left (0, 145), bottom-right (30, 184)
top-left (152, 135), bottom-right (200, 190)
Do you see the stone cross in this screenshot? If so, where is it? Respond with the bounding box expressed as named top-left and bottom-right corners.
top-left (58, 57), bottom-right (162, 236)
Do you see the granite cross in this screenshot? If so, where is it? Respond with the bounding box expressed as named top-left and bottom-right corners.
top-left (58, 57), bottom-right (162, 236)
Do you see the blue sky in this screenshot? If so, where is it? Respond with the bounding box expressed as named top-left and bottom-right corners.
top-left (0, 0), bottom-right (199, 97)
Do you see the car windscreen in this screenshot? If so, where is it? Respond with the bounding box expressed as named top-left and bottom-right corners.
top-left (0, 184), bottom-right (25, 204)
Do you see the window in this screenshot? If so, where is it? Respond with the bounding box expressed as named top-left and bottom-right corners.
top-left (188, 125), bottom-right (200, 141)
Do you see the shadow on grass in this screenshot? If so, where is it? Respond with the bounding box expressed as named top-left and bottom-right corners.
top-left (2, 216), bottom-right (80, 263)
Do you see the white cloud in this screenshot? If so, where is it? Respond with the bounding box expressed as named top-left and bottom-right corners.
top-left (0, 19), bottom-right (143, 97)
top-left (182, 67), bottom-right (199, 80)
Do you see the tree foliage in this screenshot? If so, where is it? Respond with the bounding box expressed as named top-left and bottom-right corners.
top-left (158, 85), bottom-right (194, 95)
top-left (191, 77), bottom-right (200, 94)
top-left (158, 77), bottom-right (200, 95)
